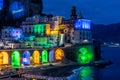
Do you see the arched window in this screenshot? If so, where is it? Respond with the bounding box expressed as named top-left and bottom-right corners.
top-left (11, 51), bottom-right (20, 68)
top-left (55, 48), bottom-right (64, 61)
top-left (41, 50), bottom-right (48, 63)
top-left (22, 51), bottom-right (30, 66)
top-left (33, 50), bottom-right (40, 65)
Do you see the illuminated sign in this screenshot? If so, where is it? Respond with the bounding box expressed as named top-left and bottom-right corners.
top-left (9, 1), bottom-right (25, 18)
top-left (0, 0), bottom-right (3, 10)
top-left (74, 19), bottom-right (91, 30)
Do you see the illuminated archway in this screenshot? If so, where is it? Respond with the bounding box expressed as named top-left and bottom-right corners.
top-left (22, 51), bottom-right (30, 66)
top-left (2, 52), bottom-right (9, 65)
top-left (0, 52), bottom-right (9, 65)
top-left (49, 50), bottom-right (54, 62)
top-left (41, 50), bottom-right (48, 63)
top-left (33, 50), bottom-right (40, 65)
top-left (11, 51), bottom-right (20, 68)
top-left (0, 53), bottom-right (2, 65)
top-left (55, 48), bottom-right (64, 61)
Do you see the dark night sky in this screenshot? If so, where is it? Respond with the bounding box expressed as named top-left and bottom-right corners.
top-left (43, 0), bottom-right (120, 25)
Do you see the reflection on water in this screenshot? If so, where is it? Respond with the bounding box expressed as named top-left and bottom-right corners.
top-left (67, 66), bottom-right (94, 80)
top-left (67, 47), bottom-right (120, 80)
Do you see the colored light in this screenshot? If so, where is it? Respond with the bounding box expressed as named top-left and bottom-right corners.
top-left (74, 19), bottom-right (91, 30)
top-left (33, 24), bottom-right (45, 34)
top-left (79, 67), bottom-right (94, 80)
top-left (50, 31), bottom-right (59, 35)
top-left (29, 36), bottom-right (35, 41)
top-left (49, 50), bottom-right (54, 62)
top-left (9, 1), bottom-right (25, 19)
top-left (41, 50), bottom-right (48, 63)
top-left (59, 34), bottom-right (64, 46)
top-left (36, 37), bottom-right (47, 45)
top-left (0, 53), bottom-right (2, 65)
top-left (12, 51), bottom-right (20, 68)
top-left (10, 28), bottom-right (22, 40)
top-left (2, 52), bottom-right (9, 65)
top-left (22, 51), bottom-right (30, 66)
top-left (0, 0), bottom-right (3, 10)
top-left (79, 48), bottom-right (87, 54)
top-left (46, 24), bottom-right (51, 35)
top-left (33, 50), bottom-right (40, 65)
top-left (55, 48), bottom-right (64, 61)
top-left (0, 52), bottom-right (9, 65)
top-left (77, 45), bottom-right (94, 64)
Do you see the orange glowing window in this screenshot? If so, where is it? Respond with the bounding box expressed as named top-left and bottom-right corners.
top-left (46, 24), bottom-right (50, 35)
top-left (50, 31), bottom-right (59, 35)
top-left (33, 50), bottom-right (40, 65)
top-left (0, 53), bottom-right (3, 65)
top-left (0, 52), bottom-right (9, 65)
top-left (55, 48), bottom-right (64, 61)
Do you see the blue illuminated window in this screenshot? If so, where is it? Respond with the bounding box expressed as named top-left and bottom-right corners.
top-left (22, 51), bottom-right (30, 66)
top-left (74, 19), bottom-right (91, 30)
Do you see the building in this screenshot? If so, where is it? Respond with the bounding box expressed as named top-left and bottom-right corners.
top-left (74, 19), bottom-right (92, 44)
top-left (1, 27), bottom-right (22, 41)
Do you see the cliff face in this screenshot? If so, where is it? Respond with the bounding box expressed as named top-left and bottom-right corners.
top-left (92, 23), bottom-right (120, 43)
top-left (0, 0), bottom-right (43, 26)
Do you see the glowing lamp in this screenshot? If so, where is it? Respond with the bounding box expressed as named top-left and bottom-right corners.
top-left (74, 19), bottom-right (91, 30)
top-left (9, 1), bottom-right (25, 19)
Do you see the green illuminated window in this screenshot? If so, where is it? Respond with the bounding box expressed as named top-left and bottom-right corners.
top-left (11, 51), bottom-right (20, 68)
top-left (41, 50), bottom-right (48, 63)
top-left (33, 24), bottom-right (45, 34)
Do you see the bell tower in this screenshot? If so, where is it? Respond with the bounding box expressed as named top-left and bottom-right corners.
top-left (70, 6), bottom-right (77, 19)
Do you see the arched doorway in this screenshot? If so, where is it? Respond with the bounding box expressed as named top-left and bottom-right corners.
top-left (55, 48), bottom-right (64, 61)
top-left (11, 51), bottom-right (20, 68)
top-left (0, 53), bottom-right (2, 65)
top-left (49, 50), bottom-right (54, 62)
top-left (2, 52), bottom-right (9, 65)
top-left (22, 51), bottom-right (30, 66)
top-left (41, 50), bottom-right (48, 63)
top-left (33, 50), bottom-right (40, 65)
top-left (0, 52), bottom-right (9, 65)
